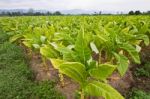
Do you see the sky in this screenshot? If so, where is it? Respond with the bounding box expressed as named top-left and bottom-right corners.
top-left (0, 0), bottom-right (150, 12)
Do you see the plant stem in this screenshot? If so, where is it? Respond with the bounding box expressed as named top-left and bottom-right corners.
top-left (81, 89), bottom-right (84, 99)
top-left (42, 56), bottom-right (48, 70)
top-left (98, 51), bottom-right (101, 65)
top-left (28, 49), bottom-right (32, 58)
top-left (59, 73), bottom-right (65, 88)
top-left (105, 51), bottom-right (108, 62)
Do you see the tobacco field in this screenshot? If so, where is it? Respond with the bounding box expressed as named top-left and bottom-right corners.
top-left (0, 16), bottom-right (150, 99)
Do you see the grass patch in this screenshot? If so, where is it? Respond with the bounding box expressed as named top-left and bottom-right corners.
top-left (0, 31), bottom-right (10, 44)
top-left (0, 34), bottom-right (65, 99)
top-left (32, 80), bottom-right (65, 99)
top-left (134, 62), bottom-right (150, 77)
top-left (0, 42), bottom-right (33, 99)
top-left (129, 89), bottom-right (150, 99)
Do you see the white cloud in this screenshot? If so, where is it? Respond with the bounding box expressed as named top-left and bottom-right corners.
top-left (0, 0), bottom-right (150, 11)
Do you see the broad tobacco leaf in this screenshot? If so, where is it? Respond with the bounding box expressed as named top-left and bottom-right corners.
top-left (50, 58), bottom-right (65, 69)
top-left (40, 45), bottom-right (58, 58)
top-left (75, 27), bottom-right (91, 64)
top-left (85, 81), bottom-right (124, 99)
top-left (119, 43), bottom-right (140, 64)
top-left (56, 46), bottom-right (79, 62)
top-left (113, 52), bottom-right (129, 76)
top-left (59, 62), bottom-right (87, 84)
top-left (89, 64), bottom-right (116, 81)
top-left (134, 34), bottom-right (149, 46)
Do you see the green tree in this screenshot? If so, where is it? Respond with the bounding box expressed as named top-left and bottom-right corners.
top-left (135, 10), bottom-right (141, 15)
top-left (53, 11), bottom-right (62, 15)
top-left (128, 11), bottom-right (134, 15)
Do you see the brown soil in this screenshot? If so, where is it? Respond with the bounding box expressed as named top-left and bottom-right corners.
top-left (27, 51), bottom-right (79, 99)
top-left (133, 45), bottom-right (150, 92)
top-left (140, 45), bottom-right (150, 63)
top-left (130, 64), bottom-right (150, 93)
top-left (133, 76), bottom-right (150, 92)
top-left (56, 77), bottom-right (79, 99)
top-left (108, 70), bottom-right (134, 97)
top-left (29, 52), bottom-right (58, 81)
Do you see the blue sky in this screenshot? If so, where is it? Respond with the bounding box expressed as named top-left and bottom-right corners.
top-left (0, 0), bottom-right (150, 11)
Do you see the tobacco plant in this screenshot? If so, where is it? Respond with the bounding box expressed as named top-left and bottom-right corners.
top-left (1, 16), bottom-right (150, 99)
top-left (49, 27), bottom-right (124, 99)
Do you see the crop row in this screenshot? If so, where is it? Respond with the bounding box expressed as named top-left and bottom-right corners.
top-left (0, 16), bottom-right (150, 99)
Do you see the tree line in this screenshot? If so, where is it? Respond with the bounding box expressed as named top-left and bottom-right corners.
top-left (0, 9), bottom-right (62, 16)
top-left (128, 10), bottom-right (150, 15)
top-left (0, 9), bottom-right (150, 16)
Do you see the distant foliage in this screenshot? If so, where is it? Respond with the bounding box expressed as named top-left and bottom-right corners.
top-left (0, 9), bottom-right (62, 16)
top-left (129, 89), bottom-right (150, 99)
top-left (134, 62), bottom-right (150, 77)
top-left (128, 10), bottom-right (150, 15)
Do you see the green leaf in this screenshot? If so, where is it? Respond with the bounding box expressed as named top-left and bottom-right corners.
top-left (53, 32), bottom-right (74, 44)
top-left (22, 41), bottom-right (32, 48)
top-left (121, 27), bottom-right (129, 33)
top-left (113, 52), bottom-right (129, 76)
top-left (85, 81), bottom-right (124, 99)
top-left (56, 46), bottom-right (79, 62)
top-left (135, 34), bottom-right (149, 46)
top-left (9, 34), bottom-right (23, 43)
top-left (120, 43), bottom-right (140, 64)
top-left (89, 64), bottom-right (116, 81)
top-left (50, 58), bottom-right (65, 69)
top-left (22, 33), bottom-right (41, 48)
top-left (59, 62), bottom-right (87, 84)
top-left (40, 45), bottom-right (58, 58)
top-left (40, 36), bottom-right (46, 43)
top-left (97, 35), bottom-right (108, 42)
top-left (93, 36), bottom-right (104, 50)
top-left (32, 44), bottom-right (40, 49)
top-left (75, 27), bottom-right (91, 64)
